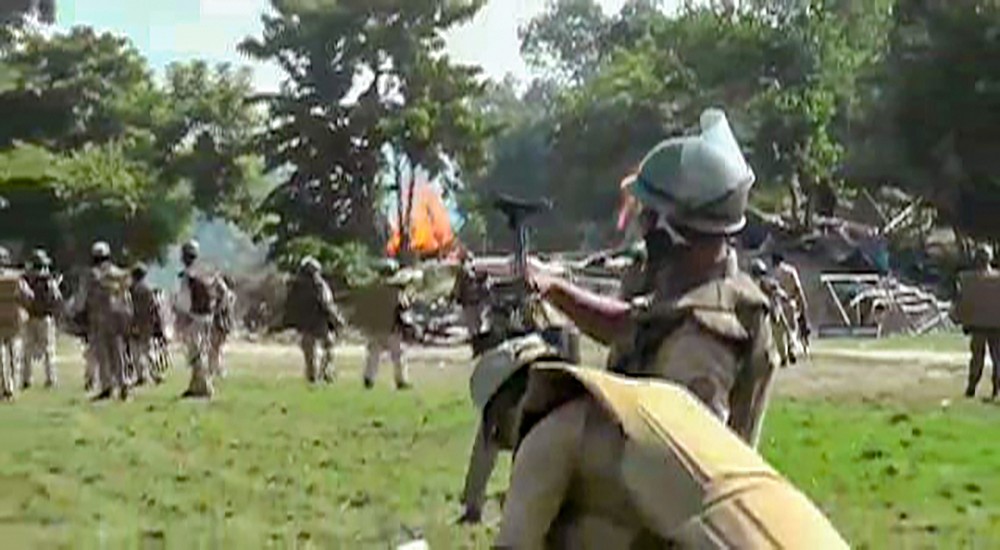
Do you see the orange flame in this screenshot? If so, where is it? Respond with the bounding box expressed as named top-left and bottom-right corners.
top-left (386, 182), bottom-right (456, 258)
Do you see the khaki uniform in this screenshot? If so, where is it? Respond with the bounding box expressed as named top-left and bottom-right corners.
top-left (286, 272), bottom-right (342, 382)
top-left (497, 366), bottom-right (848, 549)
top-left (208, 284), bottom-right (235, 378)
top-left (174, 266), bottom-right (215, 398)
top-left (962, 266), bottom-right (1000, 397)
top-left (774, 261), bottom-right (807, 351)
top-left (611, 260), bottom-right (779, 447)
top-left (756, 275), bottom-right (795, 366)
top-left (0, 271), bottom-right (32, 398)
top-left (129, 279), bottom-right (163, 385)
top-left (452, 264), bottom-right (488, 336)
top-left (22, 272), bottom-right (61, 387)
top-left (72, 262), bottom-right (131, 397)
top-left (351, 282), bottom-right (410, 388)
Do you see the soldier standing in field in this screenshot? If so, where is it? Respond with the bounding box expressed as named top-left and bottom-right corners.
top-left (284, 256), bottom-right (344, 384)
top-left (128, 263), bottom-right (165, 386)
top-left (71, 242), bottom-right (132, 401)
top-left (173, 240), bottom-right (227, 399)
top-left (771, 251), bottom-right (810, 356)
top-left (361, 260), bottom-right (412, 390)
top-left (530, 109), bottom-right (779, 447)
top-left (208, 275), bottom-right (236, 379)
top-left (749, 258), bottom-right (795, 366)
top-left (961, 244), bottom-right (1000, 399)
top-left (21, 249), bottom-right (62, 389)
top-left (0, 247), bottom-right (33, 400)
top-left (451, 250), bottom-right (489, 340)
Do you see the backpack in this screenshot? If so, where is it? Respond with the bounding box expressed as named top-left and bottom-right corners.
top-left (91, 266), bottom-right (132, 329)
top-left (27, 273), bottom-right (59, 318)
top-left (0, 273), bottom-right (27, 339)
top-left (185, 270), bottom-right (218, 316)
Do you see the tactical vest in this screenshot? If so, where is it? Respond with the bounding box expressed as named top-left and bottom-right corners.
top-left (0, 272), bottom-right (27, 340)
top-left (286, 275), bottom-right (334, 334)
top-left (25, 272), bottom-right (59, 318)
top-left (519, 366), bottom-right (849, 548)
top-left (616, 273), bottom-right (769, 372)
top-left (129, 281), bottom-right (159, 338)
top-left (88, 264), bottom-right (132, 331)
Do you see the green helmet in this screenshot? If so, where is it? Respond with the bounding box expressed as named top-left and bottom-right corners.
top-left (627, 109), bottom-right (755, 236)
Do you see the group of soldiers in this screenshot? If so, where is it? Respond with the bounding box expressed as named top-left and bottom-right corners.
top-left (0, 239), bottom-right (235, 401)
top-left (457, 108), bottom-right (848, 546)
top-left (0, 247), bottom-right (62, 399)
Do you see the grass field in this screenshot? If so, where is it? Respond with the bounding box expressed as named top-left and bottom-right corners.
top-left (1, 335), bottom-right (999, 548)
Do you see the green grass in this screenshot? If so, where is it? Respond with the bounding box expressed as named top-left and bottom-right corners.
top-left (1, 343), bottom-right (999, 548)
top-left (817, 331), bottom-right (967, 353)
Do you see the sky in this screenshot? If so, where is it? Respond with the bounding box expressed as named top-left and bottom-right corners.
top-left (55, 0), bottom-right (641, 91)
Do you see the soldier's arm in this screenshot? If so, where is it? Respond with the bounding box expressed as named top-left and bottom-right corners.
top-left (495, 398), bottom-right (585, 549)
top-left (790, 269), bottom-right (808, 313)
top-left (728, 312), bottom-right (779, 448)
top-left (459, 422), bottom-right (500, 523)
top-left (538, 276), bottom-right (631, 346)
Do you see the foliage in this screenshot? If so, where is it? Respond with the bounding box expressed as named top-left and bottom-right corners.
top-left (0, 28), bottom-right (265, 263)
top-left (0, 0), bottom-right (55, 25)
top-left (851, 0), bottom-right (1000, 239)
top-left (242, 0), bottom-right (491, 258)
top-left (275, 236), bottom-right (378, 289)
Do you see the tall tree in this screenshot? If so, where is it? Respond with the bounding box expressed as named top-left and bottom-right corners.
top-left (241, 0), bottom-right (490, 257)
top-left (0, 0), bottom-right (55, 25)
top-left (851, 0), bottom-right (1000, 240)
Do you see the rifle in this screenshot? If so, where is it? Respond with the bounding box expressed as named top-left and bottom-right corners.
top-left (472, 193), bottom-right (580, 363)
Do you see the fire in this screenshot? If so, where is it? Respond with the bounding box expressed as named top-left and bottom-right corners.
top-left (386, 181), bottom-right (456, 258)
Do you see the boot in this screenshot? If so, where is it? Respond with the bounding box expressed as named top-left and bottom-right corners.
top-left (92, 388), bottom-right (113, 402)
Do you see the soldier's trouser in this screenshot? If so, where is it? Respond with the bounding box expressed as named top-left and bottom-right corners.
top-left (93, 327), bottom-right (127, 393)
top-left (967, 331), bottom-right (1000, 395)
top-left (301, 332), bottom-right (335, 382)
top-left (183, 318), bottom-right (214, 397)
top-left (22, 317), bottom-right (56, 386)
top-left (208, 327), bottom-right (228, 378)
top-left (462, 305), bottom-right (485, 336)
top-left (0, 337), bottom-right (20, 397)
top-left (364, 332), bottom-right (408, 387)
top-left (129, 337), bottom-right (154, 384)
top-left (461, 422), bottom-right (500, 516)
top-left (84, 341), bottom-right (99, 390)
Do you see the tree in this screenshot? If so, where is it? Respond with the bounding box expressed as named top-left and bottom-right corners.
top-left (241, 0), bottom-right (490, 258)
top-left (851, 0), bottom-right (1000, 240)
top-left (519, 0), bottom-right (612, 84)
top-left (0, 0), bottom-right (55, 25)
top-left (0, 28), bottom-right (265, 263)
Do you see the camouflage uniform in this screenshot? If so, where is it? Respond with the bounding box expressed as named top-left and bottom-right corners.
top-left (208, 280), bottom-right (236, 379)
top-left (750, 258), bottom-right (795, 366)
top-left (71, 242), bottom-right (132, 400)
top-left (173, 241), bottom-right (219, 399)
top-left (0, 248), bottom-right (33, 399)
top-left (128, 264), bottom-right (164, 386)
top-left (21, 251), bottom-right (62, 388)
top-left (963, 245), bottom-right (1000, 398)
top-left (285, 257), bottom-right (344, 383)
top-left (451, 257), bottom-right (489, 337)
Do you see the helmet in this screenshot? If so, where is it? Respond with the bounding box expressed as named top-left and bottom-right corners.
top-left (300, 256), bottom-right (321, 274)
top-left (91, 241), bottom-right (111, 260)
top-left (374, 258), bottom-right (400, 275)
top-left (30, 248), bottom-right (51, 268)
top-left (181, 240), bottom-right (200, 259)
top-left (749, 258), bottom-right (768, 278)
top-left (627, 109), bottom-right (755, 236)
top-left (0, 246), bottom-right (9, 267)
top-left (974, 244), bottom-right (994, 265)
top-left (131, 262), bottom-right (148, 279)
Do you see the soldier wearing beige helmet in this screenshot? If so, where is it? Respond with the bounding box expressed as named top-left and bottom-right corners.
top-left (0, 246), bottom-right (33, 400)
